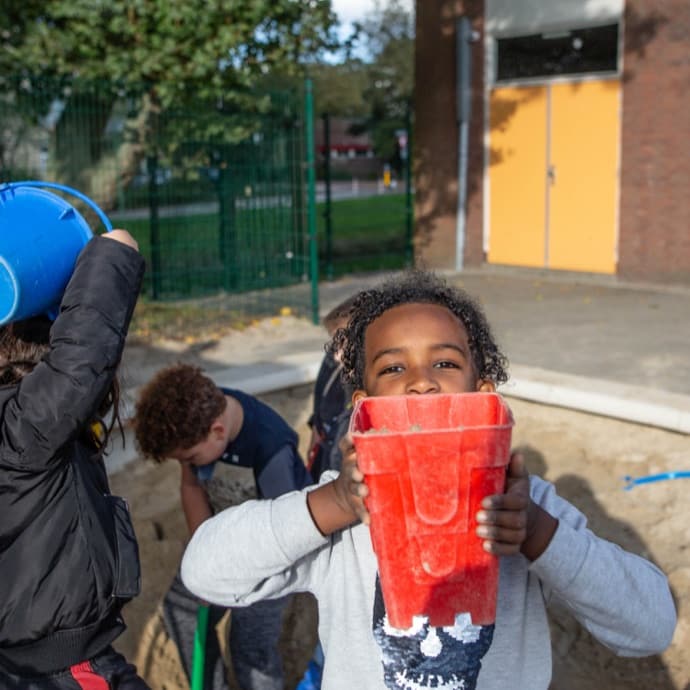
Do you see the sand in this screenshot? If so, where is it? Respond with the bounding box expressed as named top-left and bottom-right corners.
top-left (109, 330), bottom-right (689, 690)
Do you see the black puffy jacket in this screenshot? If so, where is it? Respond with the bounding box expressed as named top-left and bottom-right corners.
top-left (0, 236), bottom-right (145, 675)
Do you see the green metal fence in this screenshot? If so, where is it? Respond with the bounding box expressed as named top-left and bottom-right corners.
top-left (0, 75), bottom-right (317, 322)
top-left (1, 75), bottom-right (416, 329)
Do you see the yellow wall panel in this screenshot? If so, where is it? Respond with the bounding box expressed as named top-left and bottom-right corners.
top-left (488, 87), bottom-right (548, 267)
top-left (548, 81), bottom-right (619, 273)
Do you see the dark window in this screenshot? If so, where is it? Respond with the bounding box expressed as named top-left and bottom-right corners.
top-left (496, 24), bottom-right (619, 82)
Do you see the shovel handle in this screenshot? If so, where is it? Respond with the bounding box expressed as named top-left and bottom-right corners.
top-left (191, 604), bottom-right (210, 690)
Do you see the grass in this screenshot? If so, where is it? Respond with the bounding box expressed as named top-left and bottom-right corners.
top-left (112, 192), bottom-right (409, 250)
top-left (317, 193), bottom-right (412, 278)
top-left (317, 193), bottom-right (409, 242)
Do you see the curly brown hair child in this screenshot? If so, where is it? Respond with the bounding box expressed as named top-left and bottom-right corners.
top-left (133, 362), bottom-right (312, 690)
top-left (134, 363), bottom-right (226, 462)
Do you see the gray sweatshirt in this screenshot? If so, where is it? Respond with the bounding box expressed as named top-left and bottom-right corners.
top-left (181, 473), bottom-right (676, 690)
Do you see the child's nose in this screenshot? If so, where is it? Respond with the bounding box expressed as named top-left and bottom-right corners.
top-left (405, 367), bottom-right (440, 394)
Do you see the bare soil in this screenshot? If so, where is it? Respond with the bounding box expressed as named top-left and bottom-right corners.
top-left (110, 384), bottom-right (689, 690)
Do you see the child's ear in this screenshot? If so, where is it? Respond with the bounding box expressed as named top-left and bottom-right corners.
top-left (476, 379), bottom-right (496, 393)
top-left (352, 389), bottom-right (368, 406)
top-left (209, 419), bottom-right (226, 440)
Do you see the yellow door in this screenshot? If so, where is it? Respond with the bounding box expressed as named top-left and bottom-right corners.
top-left (488, 86), bottom-right (548, 266)
top-left (547, 81), bottom-right (619, 273)
top-left (488, 80), bottom-right (620, 273)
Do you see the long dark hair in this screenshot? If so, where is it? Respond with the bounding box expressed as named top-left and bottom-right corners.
top-left (0, 316), bottom-right (123, 447)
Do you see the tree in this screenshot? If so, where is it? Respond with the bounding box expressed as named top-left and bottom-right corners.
top-left (1, 0), bottom-right (337, 208)
top-left (353, 0), bottom-right (414, 169)
top-left (309, 60), bottom-right (370, 118)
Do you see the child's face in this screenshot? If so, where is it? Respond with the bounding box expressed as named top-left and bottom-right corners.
top-left (171, 426), bottom-right (227, 467)
top-left (353, 302), bottom-right (495, 401)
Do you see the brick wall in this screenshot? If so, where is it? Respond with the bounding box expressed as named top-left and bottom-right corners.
top-left (618, 0), bottom-right (690, 282)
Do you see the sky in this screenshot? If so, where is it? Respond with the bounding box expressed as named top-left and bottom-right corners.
top-left (331, 0), bottom-right (414, 25)
top-left (327, 0), bottom-right (414, 61)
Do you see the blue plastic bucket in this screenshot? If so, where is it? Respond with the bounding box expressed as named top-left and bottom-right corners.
top-left (0, 181), bottom-right (112, 325)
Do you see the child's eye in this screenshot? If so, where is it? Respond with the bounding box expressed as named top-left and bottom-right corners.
top-left (434, 360), bottom-right (461, 369)
top-left (378, 364), bottom-right (404, 376)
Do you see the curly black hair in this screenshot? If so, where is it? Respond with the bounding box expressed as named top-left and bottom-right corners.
top-left (328, 270), bottom-right (509, 390)
top-left (133, 363), bottom-right (227, 462)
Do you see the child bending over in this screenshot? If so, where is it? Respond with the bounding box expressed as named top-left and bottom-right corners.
top-left (133, 363), bottom-right (312, 690)
top-left (180, 270), bottom-right (676, 690)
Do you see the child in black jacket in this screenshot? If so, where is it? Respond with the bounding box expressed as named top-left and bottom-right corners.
top-left (0, 231), bottom-right (149, 689)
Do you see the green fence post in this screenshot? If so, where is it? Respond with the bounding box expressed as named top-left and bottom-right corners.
top-left (322, 112), bottom-right (333, 281)
top-left (289, 121), bottom-right (304, 282)
top-left (147, 154), bottom-right (162, 299)
top-left (305, 79), bottom-right (319, 325)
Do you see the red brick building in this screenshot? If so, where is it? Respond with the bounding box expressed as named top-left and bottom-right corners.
top-left (414, 0), bottom-right (690, 283)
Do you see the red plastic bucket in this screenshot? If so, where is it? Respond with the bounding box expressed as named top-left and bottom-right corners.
top-left (350, 392), bottom-right (514, 628)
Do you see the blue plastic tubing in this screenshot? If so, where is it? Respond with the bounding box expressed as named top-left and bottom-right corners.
top-left (623, 471), bottom-right (690, 490)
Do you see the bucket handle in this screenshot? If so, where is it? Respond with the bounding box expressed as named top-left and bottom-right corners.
top-left (10, 181), bottom-right (113, 232)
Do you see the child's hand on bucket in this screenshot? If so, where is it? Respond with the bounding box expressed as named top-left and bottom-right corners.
top-left (103, 229), bottom-right (139, 251)
top-left (334, 432), bottom-right (371, 525)
top-left (475, 451), bottom-right (531, 556)
top-left (475, 451), bottom-right (558, 561)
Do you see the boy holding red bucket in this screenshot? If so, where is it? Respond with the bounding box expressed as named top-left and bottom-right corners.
top-left (181, 270), bottom-right (676, 690)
